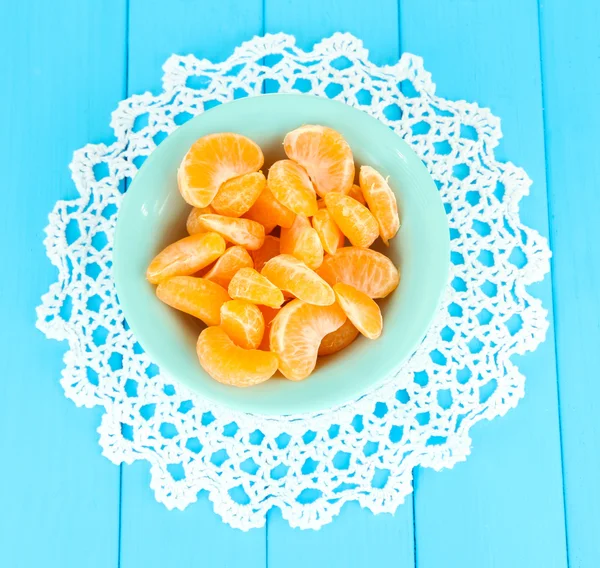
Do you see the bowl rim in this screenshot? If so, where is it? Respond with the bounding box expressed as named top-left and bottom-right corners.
top-left (114, 93), bottom-right (450, 415)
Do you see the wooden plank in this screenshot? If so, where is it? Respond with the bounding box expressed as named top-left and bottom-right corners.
top-left (120, 2), bottom-right (267, 567)
top-left (263, 3), bottom-right (416, 567)
top-left (0, 1), bottom-right (126, 566)
top-left (539, 0), bottom-right (600, 565)
top-left (398, 1), bottom-right (568, 566)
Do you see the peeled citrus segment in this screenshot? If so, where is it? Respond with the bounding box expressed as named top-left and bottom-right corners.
top-left (156, 276), bottom-right (230, 326)
top-left (270, 299), bottom-right (346, 380)
top-left (267, 159), bottom-right (318, 217)
top-left (203, 246), bottom-right (253, 288)
top-left (348, 183), bottom-right (366, 205)
top-left (283, 125), bottom-right (354, 197)
top-left (244, 186), bottom-right (296, 232)
top-left (212, 171), bottom-right (266, 218)
top-left (259, 305), bottom-right (280, 350)
top-left (262, 254), bottom-right (334, 306)
top-left (318, 318), bottom-right (360, 356)
top-left (189, 213), bottom-right (265, 250)
top-left (359, 166), bottom-right (400, 245)
top-left (312, 209), bottom-right (345, 255)
top-left (220, 299), bottom-right (265, 350)
top-left (228, 267), bottom-right (284, 308)
top-left (324, 191), bottom-right (379, 248)
top-left (186, 206), bottom-right (215, 234)
top-left (178, 133), bottom-right (264, 208)
top-left (317, 246), bottom-right (400, 298)
top-left (146, 232), bottom-right (226, 284)
top-left (333, 283), bottom-right (383, 339)
top-left (280, 215), bottom-right (324, 270)
top-left (197, 326), bottom-right (278, 387)
top-left (251, 235), bottom-right (280, 272)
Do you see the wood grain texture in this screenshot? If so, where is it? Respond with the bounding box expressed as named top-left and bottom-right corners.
top-left (4, 0), bottom-right (600, 565)
top-left (539, 0), bottom-right (600, 565)
top-left (399, 0), bottom-right (568, 566)
top-left (0, 1), bottom-right (126, 567)
top-left (120, 2), bottom-right (267, 567)
top-left (264, 2), bottom-right (415, 568)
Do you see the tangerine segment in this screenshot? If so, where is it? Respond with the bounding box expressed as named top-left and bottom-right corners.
top-left (204, 246), bottom-right (253, 288)
top-left (156, 276), bottom-right (230, 326)
top-left (280, 215), bottom-right (324, 270)
top-left (251, 235), bottom-right (280, 272)
top-left (348, 184), bottom-right (366, 205)
top-left (359, 166), bottom-right (400, 245)
top-left (178, 133), bottom-right (264, 208)
top-left (212, 171), bottom-right (266, 218)
top-left (317, 247), bottom-right (400, 298)
top-left (186, 206), bottom-right (216, 234)
top-left (270, 299), bottom-right (346, 380)
top-left (244, 186), bottom-right (295, 232)
top-left (197, 326), bottom-right (278, 387)
top-left (191, 214), bottom-right (265, 250)
top-left (324, 192), bottom-right (379, 248)
top-left (283, 125), bottom-right (354, 197)
top-left (312, 209), bottom-right (345, 255)
top-left (267, 160), bottom-right (318, 217)
top-left (146, 232), bottom-right (226, 284)
top-left (220, 300), bottom-right (265, 350)
top-left (259, 305), bottom-right (280, 350)
top-left (333, 283), bottom-right (383, 339)
top-left (228, 267), bottom-right (284, 308)
top-left (318, 318), bottom-right (360, 356)
top-left (262, 254), bottom-right (334, 306)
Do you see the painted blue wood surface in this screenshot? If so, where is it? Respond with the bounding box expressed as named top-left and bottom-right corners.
top-left (120, 3), bottom-right (267, 567)
top-left (400, 1), bottom-right (568, 566)
top-left (1, 0), bottom-right (598, 566)
top-left (0, 1), bottom-right (126, 567)
top-left (539, 0), bottom-right (600, 565)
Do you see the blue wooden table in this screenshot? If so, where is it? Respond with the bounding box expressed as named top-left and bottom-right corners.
top-left (1, 1), bottom-right (598, 566)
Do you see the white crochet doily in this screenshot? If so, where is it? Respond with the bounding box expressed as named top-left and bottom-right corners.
top-left (37, 34), bottom-right (550, 530)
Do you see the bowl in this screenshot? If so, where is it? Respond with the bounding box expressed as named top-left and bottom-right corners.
top-left (114, 94), bottom-right (449, 415)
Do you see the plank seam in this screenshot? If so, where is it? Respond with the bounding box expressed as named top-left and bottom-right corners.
top-left (535, 1), bottom-right (571, 566)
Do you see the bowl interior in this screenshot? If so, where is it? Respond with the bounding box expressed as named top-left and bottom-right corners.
top-left (114, 94), bottom-right (449, 415)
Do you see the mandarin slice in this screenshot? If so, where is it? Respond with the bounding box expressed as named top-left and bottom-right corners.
top-left (259, 305), bottom-right (280, 350)
top-left (312, 208), bottom-right (345, 255)
top-left (156, 276), bottom-right (230, 326)
top-left (283, 125), bottom-right (354, 197)
top-left (203, 245), bottom-right (253, 288)
top-left (318, 318), bottom-right (360, 356)
top-left (317, 247), bottom-right (399, 298)
top-left (270, 299), bottom-right (346, 380)
top-left (244, 185), bottom-right (295, 232)
top-left (146, 232), bottom-right (226, 284)
top-left (220, 299), bottom-right (265, 349)
top-left (212, 171), bottom-right (266, 218)
top-left (348, 183), bottom-right (366, 205)
top-left (267, 159), bottom-right (318, 217)
top-left (189, 213), bottom-right (265, 250)
top-left (228, 267), bottom-right (284, 308)
top-left (359, 166), bottom-right (400, 245)
top-left (251, 235), bottom-right (280, 272)
top-left (261, 254), bottom-right (334, 306)
top-left (280, 215), bottom-right (324, 270)
top-left (324, 191), bottom-right (379, 248)
top-left (197, 326), bottom-right (278, 387)
top-left (178, 133), bottom-right (264, 208)
top-left (333, 283), bottom-right (382, 339)
top-left (186, 206), bottom-right (215, 234)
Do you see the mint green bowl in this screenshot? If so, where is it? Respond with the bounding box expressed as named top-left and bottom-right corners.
top-left (114, 95), bottom-right (449, 415)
